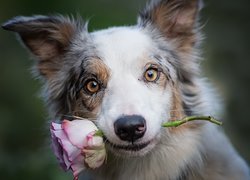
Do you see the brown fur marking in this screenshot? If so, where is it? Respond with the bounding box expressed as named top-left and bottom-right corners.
top-left (169, 83), bottom-right (201, 132)
top-left (73, 58), bottom-right (110, 118)
top-left (8, 16), bottom-right (79, 79)
top-left (145, 0), bottom-right (199, 52)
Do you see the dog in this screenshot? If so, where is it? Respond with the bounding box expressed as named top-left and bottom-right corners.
top-left (2, 0), bottom-right (249, 179)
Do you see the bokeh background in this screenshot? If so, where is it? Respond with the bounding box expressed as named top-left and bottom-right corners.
top-left (0, 0), bottom-right (249, 179)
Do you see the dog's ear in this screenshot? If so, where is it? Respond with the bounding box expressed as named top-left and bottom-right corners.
top-left (138, 0), bottom-right (202, 52)
top-left (2, 15), bottom-right (81, 79)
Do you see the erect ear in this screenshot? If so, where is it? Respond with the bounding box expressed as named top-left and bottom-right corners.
top-left (2, 15), bottom-right (81, 78)
top-left (138, 0), bottom-right (202, 52)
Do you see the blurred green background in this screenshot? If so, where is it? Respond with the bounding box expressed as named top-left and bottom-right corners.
top-left (0, 0), bottom-right (249, 179)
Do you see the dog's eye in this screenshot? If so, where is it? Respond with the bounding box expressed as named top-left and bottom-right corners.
top-left (84, 79), bottom-right (100, 94)
top-left (144, 68), bottom-right (160, 82)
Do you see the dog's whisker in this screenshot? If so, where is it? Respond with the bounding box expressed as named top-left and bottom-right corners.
top-left (59, 113), bottom-right (98, 122)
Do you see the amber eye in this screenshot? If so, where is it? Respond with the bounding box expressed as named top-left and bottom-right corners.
top-left (144, 68), bottom-right (160, 82)
top-left (85, 80), bottom-right (100, 94)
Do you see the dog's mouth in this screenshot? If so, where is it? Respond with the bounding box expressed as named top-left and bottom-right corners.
top-left (104, 137), bottom-right (150, 151)
top-left (103, 136), bottom-right (155, 157)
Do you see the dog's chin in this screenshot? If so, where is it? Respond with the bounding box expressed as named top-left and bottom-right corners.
top-left (104, 137), bottom-right (157, 157)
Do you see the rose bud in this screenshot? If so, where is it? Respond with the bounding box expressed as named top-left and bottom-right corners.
top-left (50, 119), bottom-right (106, 179)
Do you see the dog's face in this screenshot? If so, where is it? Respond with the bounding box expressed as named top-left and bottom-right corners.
top-left (2, 0), bottom-right (201, 157)
top-left (92, 28), bottom-right (174, 156)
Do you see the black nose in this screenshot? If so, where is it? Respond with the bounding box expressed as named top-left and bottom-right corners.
top-left (114, 115), bottom-right (146, 142)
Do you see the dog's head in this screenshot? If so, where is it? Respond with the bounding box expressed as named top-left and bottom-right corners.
top-left (2, 0), bottom-right (202, 157)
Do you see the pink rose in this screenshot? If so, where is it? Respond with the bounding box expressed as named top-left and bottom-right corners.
top-left (50, 119), bottom-right (106, 179)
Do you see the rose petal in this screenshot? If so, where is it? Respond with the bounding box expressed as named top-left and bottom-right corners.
top-left (83, 132), bottom-right (106, 169)
top-left (62, 148), bottom-right (71, 169)
top-left (86, 134), bottom-right (104, 148)
top-left (53, 130), bottom-right (81, 163)
top-left (51, 122), bottom-right (62, 130)
top-left (82, 147), bottom-right (106, 169)
top-left (62, 120), bottom-right (98, 148)
top-left (50, 127), bottom-right (68, 170)
top-left (70, 154), bottom-right (85, 179)
top-left (51, 122), bottom-right (83, 170)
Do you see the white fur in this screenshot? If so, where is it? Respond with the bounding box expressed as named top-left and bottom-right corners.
top-left (91, 27), bottom-right (173, 155)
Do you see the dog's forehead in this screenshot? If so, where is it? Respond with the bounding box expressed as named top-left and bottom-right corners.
top-left (90, 27), bottom-right (154, 70)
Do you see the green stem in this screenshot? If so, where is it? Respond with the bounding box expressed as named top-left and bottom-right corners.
top-left (161, 116), bottom-right (222, 127)
top-left (94, 130), bottom-right (104, 137)
top-left (93, 116), bottom-right (222, 137)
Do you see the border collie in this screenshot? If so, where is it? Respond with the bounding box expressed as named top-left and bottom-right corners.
top-left (2, 0), bottom-right (249, 179)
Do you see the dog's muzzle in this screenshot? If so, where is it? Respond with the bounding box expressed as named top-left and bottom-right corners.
top-left (114, 115), bottom-right (146, 142)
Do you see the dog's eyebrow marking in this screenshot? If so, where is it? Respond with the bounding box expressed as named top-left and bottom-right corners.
top-left (152, 54), bottom-right (176, 84)
top-left (74, 57), bottom-right (110, 112)
top-left (62, 55), bottom-right (110, 119)
top-left (74, 56), bottom-right (109, 92)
